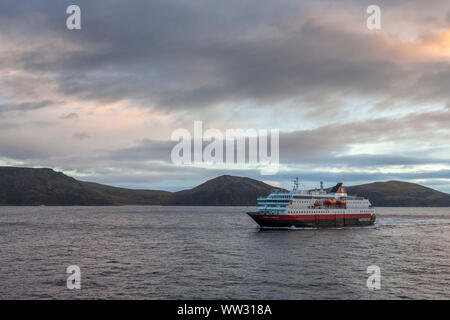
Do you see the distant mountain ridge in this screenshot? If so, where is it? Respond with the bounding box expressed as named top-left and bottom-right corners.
top-left (346, 181), bottom-right (450, 207)
top-left (1, 167), bottom-right (449, 206)
top-left (0, 167), bottom-right (284, 206)
top-left (168, 175), bottom-right (286, 206)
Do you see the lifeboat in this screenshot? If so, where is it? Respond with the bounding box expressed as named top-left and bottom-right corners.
top-left (336, 200), bottom-right (347, 206)
top-left (324, 199), bottom-right (337, 206)
top-left (314, 202), bottom-right (320, 207)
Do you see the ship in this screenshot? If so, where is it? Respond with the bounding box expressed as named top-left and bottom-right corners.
top-left (247, 178), bottom-right (376, 228)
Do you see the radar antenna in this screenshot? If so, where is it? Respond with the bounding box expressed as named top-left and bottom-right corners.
top-left (292, 177), bottom-right (299, 191)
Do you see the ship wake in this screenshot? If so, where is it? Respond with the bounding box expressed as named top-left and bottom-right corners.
top-left (375, 219), bottom-right (450, 227)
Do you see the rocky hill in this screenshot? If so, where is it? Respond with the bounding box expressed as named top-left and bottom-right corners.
top-left (169, 175), bottom-right (286, 206)
top-left (346, 180), bottom-right (450, 207)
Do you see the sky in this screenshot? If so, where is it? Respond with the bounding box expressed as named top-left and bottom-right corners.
top-left (1, 0), bottom-right (450, 192)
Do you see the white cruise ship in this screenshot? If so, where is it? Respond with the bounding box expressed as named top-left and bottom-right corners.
top-left (247, 178), bottom-right (376, 228)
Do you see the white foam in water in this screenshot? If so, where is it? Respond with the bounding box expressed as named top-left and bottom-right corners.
top-left (376, 219), bottom-right (450, 226)
top-left (257, 219), bottom-right (450, 231)
top-left (258, 225), bottom-right (317, 230)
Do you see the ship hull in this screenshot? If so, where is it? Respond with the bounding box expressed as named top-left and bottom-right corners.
top-left (247, 213), bottom-right (376, 228)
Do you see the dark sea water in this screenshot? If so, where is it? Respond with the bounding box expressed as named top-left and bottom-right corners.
top-left (0, 206), bottom-right (449, 299)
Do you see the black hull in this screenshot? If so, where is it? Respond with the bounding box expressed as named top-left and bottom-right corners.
top-left (248, 214), bottom-right (376, 228)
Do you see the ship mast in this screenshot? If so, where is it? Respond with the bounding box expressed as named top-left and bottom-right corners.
top-left (292, 177), bottom-right (299, 192)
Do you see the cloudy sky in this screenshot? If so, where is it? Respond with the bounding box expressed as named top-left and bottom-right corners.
top-left (1, 0), bottom-right (450, 192)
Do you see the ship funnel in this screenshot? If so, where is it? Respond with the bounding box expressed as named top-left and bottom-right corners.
top-left (329, 182), bottom-right (343, 193)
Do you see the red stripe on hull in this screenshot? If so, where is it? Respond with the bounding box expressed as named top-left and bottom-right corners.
top-left (250, 214), bottom-right (373, 221)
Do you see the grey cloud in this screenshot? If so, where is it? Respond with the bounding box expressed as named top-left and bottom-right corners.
top-left (1, 0), bottom-right (450, 192)
top-left (279, 109), bottom-right (450, 164)
top-left (318, 154), bottom-right (450, 167)
top-left (2, 0), bottom-right (449, 114)
top-left (0, 100), bottom-right (54, 115)
top-left (4, 107), bottom-right (448, 168)
top-left (73, 132), bottom-right (90, 140)
top-left (60, 113), bottom-right (79, 119)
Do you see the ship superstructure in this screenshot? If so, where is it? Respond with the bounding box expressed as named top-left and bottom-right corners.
top-left (247, 178), bottom-right (376, 228)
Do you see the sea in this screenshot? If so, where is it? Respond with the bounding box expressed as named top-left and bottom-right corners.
top-left (0, 206), bottom-right (449, 299)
